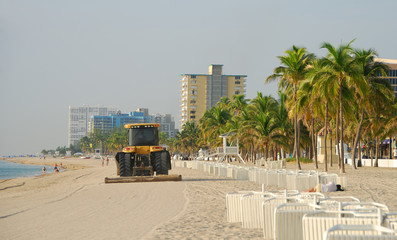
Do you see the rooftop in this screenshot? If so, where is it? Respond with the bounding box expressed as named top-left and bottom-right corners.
top-left (374, 58), bottom-right (397, 64)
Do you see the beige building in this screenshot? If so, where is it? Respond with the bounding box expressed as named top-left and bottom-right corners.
top-left (374, 58), bottom-right (397, 99)
top-left (180, 64), bottom-right (246, 127)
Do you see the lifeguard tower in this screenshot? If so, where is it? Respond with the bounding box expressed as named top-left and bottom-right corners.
top-left (206, 133), bottom-right (245, 163)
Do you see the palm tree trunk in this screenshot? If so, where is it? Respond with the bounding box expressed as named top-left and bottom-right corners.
top-left (312, 119), bottom-right (318, 169)
top-left (336, 108), bottom-right (341, 168)
top-left (375, 137), bottom-right (379, 167)
top-left (294, 85), bottom-right (301, 169)
top-left (340, 86), bottom-right (345, 173)
top-left (324, 102), bottom-right (328, 172)
top-left (297, 118), bottom-right (301, 169)
top-left (330, 129), bottom-right (333, 167)
top-left (294, 111), bottom-right (301, 169)
top-left (390, 136), bottom-right (393, 159)
top-left (314, 130), bottom-right (318, 169)
top-left (358, 141), bottom-right (362, 167)
top-left (352, 109), bottom-right (364, 169)
top-left (265, 144), bottom-right (269, 160)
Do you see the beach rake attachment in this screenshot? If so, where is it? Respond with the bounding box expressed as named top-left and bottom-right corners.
top-left (104, 174), bottom-right (182, 183)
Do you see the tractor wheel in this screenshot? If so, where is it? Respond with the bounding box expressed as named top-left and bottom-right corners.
top-left (155, 151), bottom-right (168, 175)
top-left (120, 153), bottom-right (132, 176)
top-left (166, 151), bottom-right (171, 170)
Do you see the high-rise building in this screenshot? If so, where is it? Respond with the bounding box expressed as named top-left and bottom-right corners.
top-left (68, 105), bottom-right (118, 146)
top-left (375, 58), bottom-right (397, 98)
top-left (89, 111), bottom-right (150, 134)
top-left (180, 64), bottom-right (246, 127)
top-left (88, 108), bottom-right (178, 139)
top-left (149, 113), bottom-right (177, 138)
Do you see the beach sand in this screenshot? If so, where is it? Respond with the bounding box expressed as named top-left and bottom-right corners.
top-left (0, 157), bottom-right (396, 240)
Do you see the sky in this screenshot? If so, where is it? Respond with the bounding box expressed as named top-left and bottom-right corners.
top-left (1, 0), bottom-right (397, 156)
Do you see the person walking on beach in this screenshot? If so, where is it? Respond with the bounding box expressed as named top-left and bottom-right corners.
top-left (54, 163), bottom-right (59, 173)
top-left (106, 157), bottom-right (109, 166)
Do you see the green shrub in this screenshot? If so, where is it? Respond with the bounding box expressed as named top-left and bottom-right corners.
top-left (285, 157), bottom-right (313, 163)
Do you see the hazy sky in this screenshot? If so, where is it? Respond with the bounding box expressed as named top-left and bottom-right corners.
top-left (1, 0), bottom-right (396, 156)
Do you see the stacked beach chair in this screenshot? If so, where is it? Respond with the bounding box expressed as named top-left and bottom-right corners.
top-left (174, 159), bottom-right (345, 191)
top-left (173, 160), bottom-right (397, 239)
top-left (226, 190), bottom-right (397, 239)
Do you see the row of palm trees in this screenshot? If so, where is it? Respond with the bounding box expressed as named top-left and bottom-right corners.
top-left (169, 40), bottom-right (396, 173)
top-left (79, 127), bottom-right (128, 154)
top-left (78, 127), bottom-right (170, 155)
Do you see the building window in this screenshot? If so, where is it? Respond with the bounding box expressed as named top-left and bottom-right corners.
top-left (235, 76), bottom-right (240, 80)
top-left (190, 111), bottom-right (196, 114)
top-left (191, 85), bottom-right (197, 89)
top-left (235, 81), bottom-right (240, 84)
top-left (235, 91), bottom-right (240, 94)
top-left (190, 116), bottom-right (196, 119)
top-left (190, 100), bottom-right (196, 104)
top-left (191, 75), bottom-right (197, 79)
top-left (191, 90), bottom-right (197, 94)
top-left (191, 80), bottom-right (196, 84)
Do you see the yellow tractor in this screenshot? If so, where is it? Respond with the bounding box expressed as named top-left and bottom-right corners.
top-left (105, 123), bottom-right (181, 183)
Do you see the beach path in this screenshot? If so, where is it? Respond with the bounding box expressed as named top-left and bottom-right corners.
top-left (0, 159), bottom-right (186, 240)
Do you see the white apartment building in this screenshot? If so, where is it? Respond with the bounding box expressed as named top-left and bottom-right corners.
top-left (68, 105), bottom-right (118, 146)
top-left (149, 113), bottom-right (177, 138)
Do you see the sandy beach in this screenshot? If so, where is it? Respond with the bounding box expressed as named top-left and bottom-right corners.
top-left (0, 157), bottom-right (396, 240)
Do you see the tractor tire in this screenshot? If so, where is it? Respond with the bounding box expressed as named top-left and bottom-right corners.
top-left (120, 153), bottom-right (132, 176)
top-left (166, 151), bottom-right (171, 170)
top-left (155, 151), bottom-right (169, 175)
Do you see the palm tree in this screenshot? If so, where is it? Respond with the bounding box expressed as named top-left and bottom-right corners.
top-left (350, 49), bottom-right (389, 168)
top-left (320, 40), bottom-right (360, 173)
top-left (106, 128), bottom-right (128, 154)
top-left (266, 46), bottom-right (314, 169)
top-left (309, 58), bottom-right (339, 171)
top-left (230, 94), bottom-right (248, 116)
top-left (178, 121), bottom-right (200, 158)
top-left (367, 76), bottom-right (394, 166)
top-left (245, 93), bottom-right (280, 160)
top-left (298, 75), bottom-right (321, 169)
top-left (199, 105), bottom-right (232, 147)
top-left (275, 92), bottom-right (294, 159)
top-left (79, 136), bottom-right (92, 153)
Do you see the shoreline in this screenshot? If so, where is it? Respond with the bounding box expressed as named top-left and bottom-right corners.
top-left (2, 156), bottom-right (94, 170)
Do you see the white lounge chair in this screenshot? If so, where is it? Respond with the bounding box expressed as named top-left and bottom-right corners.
top-left (226, 191), bottom-right (253, 223)
top-left (262, 193), bottom-right (325, 239)
top-left (273, 199), bottom-right (342, 240)
top-left (302, 210), bottom-right (384, 240)
top-left (323, 224), bottom-right (397, 240)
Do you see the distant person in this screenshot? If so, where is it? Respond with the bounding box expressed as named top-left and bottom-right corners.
top-left (42, 166), bottom-right (46, 173)
top-left (304, 182), bottom-right (344, 193)
top-left (60, 162), bottom-right (63, 169)
top-left (54, 163), bottom-right (59, 173)
top-left (106, 157), bottom-right (109, 166)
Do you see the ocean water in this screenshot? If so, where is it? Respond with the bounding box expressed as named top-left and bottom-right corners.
top-left (0, 160), bottom-right (51, 180)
